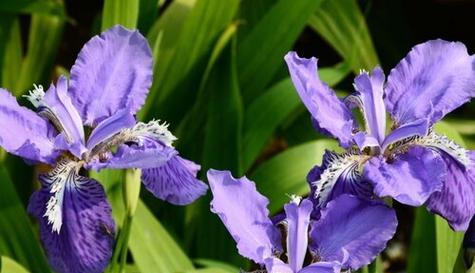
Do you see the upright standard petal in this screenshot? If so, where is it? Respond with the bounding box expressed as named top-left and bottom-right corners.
top-left (69, 25), bottom-right (153, 126)
top-left (352, 67), bottom-right (386, 144)
top-left (43, 76), bottom-right (85, 146)
top-left (28, 161), bottom-right (115, 273)
top-left (364, 146), bottom-right (446, 206)
top-left (284, 199), bottom-right (313, 272)
top-left (141, 155), bottom-right (208, 205)
top-left (285, 52), bottom-right (356, 148)
top-left (426, 151), bottom-right (475, 231)
top-left (0, 89), bottom-right (57, 163)
top-left (385, 40), bottom-right (475, 126)
top-left (310, 195), bottom-right (397, 270)
top-left (208, 170), bottom-right (281, 264)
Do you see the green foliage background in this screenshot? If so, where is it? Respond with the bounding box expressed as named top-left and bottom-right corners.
top-left (0, 0), bottom-right (474, 272)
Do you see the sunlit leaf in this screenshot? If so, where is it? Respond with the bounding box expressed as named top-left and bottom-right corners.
top-left (0, 256), bottom-right (30, 273)
top-left (308, 0), bottom-right (379, 72)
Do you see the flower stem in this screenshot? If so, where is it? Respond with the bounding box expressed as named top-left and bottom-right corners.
top-left (109, 169), bottom-right (141, 273)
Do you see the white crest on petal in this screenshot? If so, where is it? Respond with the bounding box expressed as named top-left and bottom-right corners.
top-left (126, 120), bottom-right (177, 147)
top-left (42, 159), bottom-right (82, 233)
top-left (411, 131), bottom-right (471, 166)
top-left (23, 84), bottom-right (46, 108)
top-left (312, 152), bottom-right (363, 206)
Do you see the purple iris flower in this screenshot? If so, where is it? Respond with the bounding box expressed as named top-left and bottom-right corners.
top-left (207, 169), bottom-right (397, 273)
top-left (0, 25), bottom-right (207, 273)
top-left (285, 39), bottom-right (475, 231)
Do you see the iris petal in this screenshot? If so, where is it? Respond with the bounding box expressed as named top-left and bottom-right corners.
top-left (426, 151), bottom-right (475, 231)
top-left (0, 88), bottom-right (58, 163)
top-left (364, 146), bottom-right (445, 206)
top-left (385, 39), bottom-right (475, 126)
top-left (284, 199), bottom-right (313, 272)
top-left (28, 160), bottom-right (115, 273)
top-left (310, 194), bottom-right (397, 270)
top-left (352, 67), bottom-right (386, 145)
top-left (141, 155), bottom-right (207, 205)
top-left (69, 25), bottom-right (153, 126)
top-left (285, 52), bottom-right (357, 148)
top-left (208, 170), bottom-right (281, 264)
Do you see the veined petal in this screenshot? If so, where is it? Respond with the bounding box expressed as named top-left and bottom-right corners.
top-left (309, 150), bottom-right (372, 207)
top-left (285, 52), bottom-right (357, 148)
top-left (381, 119), bottom-right (429, 152)
top-left (28, 160), bottom-right (115, 273)
top-left (0, 88), bottom-right (58, 163)
top-left (86, 109), bottom-right (136, 151)
top-left (352, 67), bottom-right (386, 144)
top-left (310, 195), bottom-right (397, 270)
top-left (87, 119), bottom-right (178, 170)
top-left (284, 199), bottom-right (313, 272)
top-left (426, 151), bottom-right (475, 231)
top-left (69, 25), bottom-right (153, 126)
top-left (364, 146), bottom-right (445, 206)
top-left (141, 155), bottom-right (208, 205)
top-left (385, 39), bottom-right (475, 126)
top-left (208, 170), bottom-right (281, 264)
top-left (87, 141), bottom-right (177, 171)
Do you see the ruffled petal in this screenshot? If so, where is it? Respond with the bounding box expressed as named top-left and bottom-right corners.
top-left (42, 76), bottom-right (86, 157)
top-left (28, 160), bottom-right (115, 273)
top-left (0, 88), bottom-right (57, 163)
top-left (352, 67), bottom-right (386, 144)
top-left (385, 40), bottom-right (475, 126)
top-left (208, 170), bottom-right (281, 264)
top-left (426, 151), bottom-right (475, 231)
top-left (285, 52), bottom-right (357, 148)
top-left (87, 141), bottom-right (177, 171)
top-left (310, 194), bottom-right (397, 270)
top-left (284, 199), bottom-right (313, 272)
top-left (69, 25), bottom-right (153, 126)
top-left (141, 155), bottom-right (208, 205)
top-left (363, 146), bottom-right (445, 206)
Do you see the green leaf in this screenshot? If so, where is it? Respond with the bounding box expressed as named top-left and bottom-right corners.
top-left (175, 22), bottom-right (239, 156)
top-left (92, 170), bottom-right (195, 273)
top-left (308, 0), bottom-right (379, 72)
top-left (0, 0), bottom-right (65, 17)
top-left (0, 167), bottom-right (51, 273)
top-left (0, 256), bottom-right (30, 273)
top-left (141, 0), bottom-right (239, 123)
top-left (101, 0), bottom-right (139, 30)
top-left (0, 15), bottom-right (22, 90)
top-left (435, 217), bottom-right (464, 273)
top-left (181, 269), bottom-right (230, 273)
top-left (186, 38), bottom-right (246, 266)
top-left (16, 12), bottom-right (65, 95)
top-left (242, 63), bottom-right (350, 171)
top-left (194, 259), bottom-right (240, 273)
top-left (238, 0), bottom-right (324, 103)
top-left (251, 140), bottom-right (340, 214)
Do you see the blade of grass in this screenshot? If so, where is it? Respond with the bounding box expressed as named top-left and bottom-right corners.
top-left (308, 0), bottom-right (379, 72)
